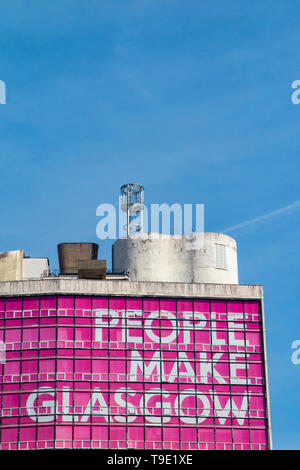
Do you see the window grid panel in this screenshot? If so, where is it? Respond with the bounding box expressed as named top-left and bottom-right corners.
top-left (0, 295), bottom-right (269, 450)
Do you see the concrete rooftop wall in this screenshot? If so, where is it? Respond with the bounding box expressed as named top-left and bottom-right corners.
top-left (0, 278), bottom-right (263, 300)
top-left (0, 250), bottom-right (24, 282)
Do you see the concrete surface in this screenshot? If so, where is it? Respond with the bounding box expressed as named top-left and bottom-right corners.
top-left (0, 250), bottom-right (24, 282)
top-left (113, 232), bottom-right (238, 284)
top-left (0, 278), bottom-right (262, 299)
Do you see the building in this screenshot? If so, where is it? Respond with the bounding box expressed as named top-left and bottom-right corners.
top-left (0, 187), bottom-right (272, 451)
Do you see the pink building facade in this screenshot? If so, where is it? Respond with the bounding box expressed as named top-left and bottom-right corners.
top-left (0, 283), bottom-right (271, 450)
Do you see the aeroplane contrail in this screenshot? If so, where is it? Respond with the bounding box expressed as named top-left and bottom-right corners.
top-left (221, 200), bottom-right (300, 234)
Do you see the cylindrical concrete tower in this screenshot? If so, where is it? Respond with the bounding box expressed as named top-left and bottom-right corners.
top-left (112, 232), bottom-right (238, 284)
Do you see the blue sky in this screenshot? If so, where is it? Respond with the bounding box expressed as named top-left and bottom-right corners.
top-left (0, 0), bottom-right (300, 449)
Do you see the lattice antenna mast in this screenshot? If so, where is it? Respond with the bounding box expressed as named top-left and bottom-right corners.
top-left (120, 183), bottom-right (144, 237)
